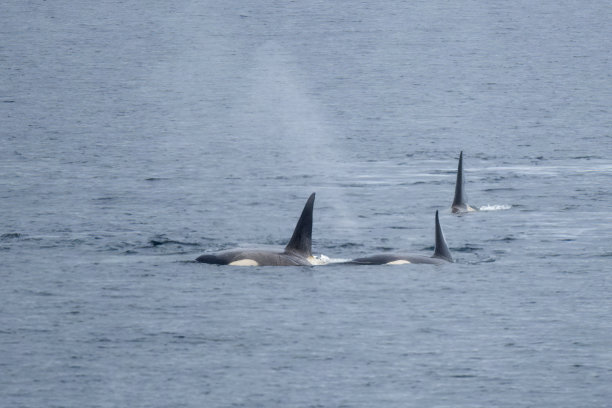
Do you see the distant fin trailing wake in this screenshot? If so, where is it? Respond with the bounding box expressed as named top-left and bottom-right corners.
top-left (451, 151), bottom-right (477, 213)
top-left (452, 151), bottom-right (468, 209)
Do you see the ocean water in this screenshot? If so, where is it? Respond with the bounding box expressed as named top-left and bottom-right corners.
top-left (1, 1), bottom-right (611, 407)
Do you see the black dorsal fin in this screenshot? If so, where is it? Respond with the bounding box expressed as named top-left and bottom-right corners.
top-left (284, 193), bottom-right (315, 257)
top-left (433, 210), bottom-right (453, 262)
top-left (452, 151), bottom-right (468, 210)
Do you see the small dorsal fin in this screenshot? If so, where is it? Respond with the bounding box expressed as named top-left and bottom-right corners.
top-left (284, 193), bottom-right (315, 257)
top-left (452, 151), bottom-right (468, 210)
top-left (433, 210), bottom-right (453, 262)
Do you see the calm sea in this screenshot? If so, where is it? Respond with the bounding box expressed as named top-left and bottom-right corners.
top-left (1, 1), bottom-right (611, 407)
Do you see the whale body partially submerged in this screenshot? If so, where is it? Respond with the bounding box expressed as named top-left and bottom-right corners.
top-left (196, 193), bottom-right (318, 266)
top-left (346, 211), bottom-right (453, 265)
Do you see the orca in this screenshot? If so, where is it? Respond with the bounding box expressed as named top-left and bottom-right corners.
top-left (346, 211), bottom-right (453, 265)
top-left (196, 193), bottom-right (318, 266)
top-left (452, 151), bottom-right (477, 213)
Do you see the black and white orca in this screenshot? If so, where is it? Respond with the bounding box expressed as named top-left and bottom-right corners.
top-left (452, 151), bottom-right (477, 213)
top-left (196, 193), bottom-right (319, 266)
top-left (346, 211), bottom-right (453, 265)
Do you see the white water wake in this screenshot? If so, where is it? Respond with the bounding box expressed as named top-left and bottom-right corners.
top-left (478, 204), bottom-right (512, 211)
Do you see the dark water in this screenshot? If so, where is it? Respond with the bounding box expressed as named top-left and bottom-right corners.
top-left (1, 1), bottom-right (611, 407)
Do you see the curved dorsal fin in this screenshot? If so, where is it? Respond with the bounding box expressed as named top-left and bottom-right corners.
top-left (433, 210), bottom-right (453, 262)
top-left (452, 151), bottom-right (468, 209)
top-left (284, 193), bottom-right (315, 257)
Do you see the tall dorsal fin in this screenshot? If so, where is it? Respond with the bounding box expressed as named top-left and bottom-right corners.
top-left (452, 151), bottom-right (468, 210)
top-left (433, 210), bottom-right (453, 262)
top-left (284, 193), bottom-right (315, 257)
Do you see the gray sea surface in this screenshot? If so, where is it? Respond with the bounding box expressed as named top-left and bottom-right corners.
top-left (1, 1), bottom-right (611, 407)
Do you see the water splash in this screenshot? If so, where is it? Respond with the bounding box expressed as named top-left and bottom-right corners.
top-left (478, 204), bottom-right (512, 211)
top-left (311, 254), bottom-right (332, 265)
top-left (311, 254), bottom-right (352, 265)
